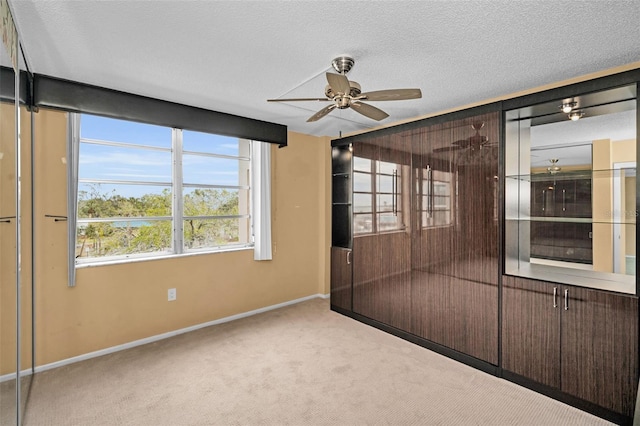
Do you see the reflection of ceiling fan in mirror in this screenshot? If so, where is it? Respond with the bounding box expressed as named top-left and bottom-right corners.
top-left (267, 56), bottom-right (422, 122)
top-left (433, 121), bottom-right (495, 153)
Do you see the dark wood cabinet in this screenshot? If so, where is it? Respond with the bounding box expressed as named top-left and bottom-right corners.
top-left (502, 276), bottom-right (561, 387)
top-left (330, 247), bottom-right (352, 311)
top-left (561, 285), bottom-right (639, 416)
top-left (502, 275), bottom-right (639, 417)
top-left (351, 134), bottom-right (412, 331)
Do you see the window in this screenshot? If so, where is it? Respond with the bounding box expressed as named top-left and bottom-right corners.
top-left (75, 114), bottom-right (253, 263)
top-left (417, 165), bottom-right (454, 228)
top-left (353, 156), bottom-right (404, 234)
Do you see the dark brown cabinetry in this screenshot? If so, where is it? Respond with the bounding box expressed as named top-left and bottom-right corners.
top-left (331, 144), bottom-right (353, 311)
top-left (351, 134), bottom-right (412, 332)
top-left (502, 275), bottom-right (639, 417)
top-left (330, 247), bottom-right (352, 311)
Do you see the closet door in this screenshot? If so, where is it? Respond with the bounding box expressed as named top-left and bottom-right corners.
top-left (502, 276), bottom-right (562, 388)
top-left (561, 286), bottom-right (639, 417)
top-left (352, 141), bottom-right (382, 323)
top-left (352, 136), bottom-right (411, 331)
top-left (411, 113), bottom-right (499, 364)
top-left (377, 133), bottom-right (411, 331)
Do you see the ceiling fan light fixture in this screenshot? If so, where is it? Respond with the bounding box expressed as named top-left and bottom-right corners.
top-left (547, 158), bottom-right (561, 174)
top-left (561, 101), bottom-right (577, 113)
top-left (568, 110), bottom-right (584, 121)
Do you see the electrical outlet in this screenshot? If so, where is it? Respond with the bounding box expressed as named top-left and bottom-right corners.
top-left (168, 288), bottom-right (177, 301)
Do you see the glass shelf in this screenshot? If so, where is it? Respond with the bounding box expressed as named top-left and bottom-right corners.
top-left (505, 217), bottom-right (636, 225)
top-left (506, 167), bottom-right (636, 183)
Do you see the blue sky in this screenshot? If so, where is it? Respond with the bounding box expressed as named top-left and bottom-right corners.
top-left (79, 114), bottom-right (248, 198)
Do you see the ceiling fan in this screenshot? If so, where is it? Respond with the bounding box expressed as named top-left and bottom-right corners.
top-left (433, 121), bottom-right (494, 153)
top-left (267, 56), bottom-right (422, 122)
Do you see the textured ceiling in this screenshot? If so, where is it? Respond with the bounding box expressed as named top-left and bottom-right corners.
top-left (9, 0), bottom-right (640, 139)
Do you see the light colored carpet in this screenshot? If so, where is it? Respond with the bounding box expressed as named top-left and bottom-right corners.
top-left (22, 298), bottom-right (612, 425)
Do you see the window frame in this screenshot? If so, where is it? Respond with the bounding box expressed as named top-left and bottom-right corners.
top-left (417, 165), bottom-right (455, 229)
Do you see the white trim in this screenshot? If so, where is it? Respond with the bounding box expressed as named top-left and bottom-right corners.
top-left (319, 293), bottom-right (330, 299)
top-left (32, 293), bottom-right (328, 375)
top-left (0, 368), bottom-right (33, 384)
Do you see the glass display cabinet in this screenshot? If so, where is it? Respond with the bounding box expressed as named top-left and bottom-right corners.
top-left (505, 83), bottom-right (637, 294)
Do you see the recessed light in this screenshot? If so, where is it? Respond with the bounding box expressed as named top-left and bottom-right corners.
top-left (561, 101), bottom-right (577, 113)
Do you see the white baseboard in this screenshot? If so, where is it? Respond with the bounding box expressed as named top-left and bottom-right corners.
top-left (0, 368), bottom-right (33, 383)
top-left (32, 293), bottom-right (328, 375)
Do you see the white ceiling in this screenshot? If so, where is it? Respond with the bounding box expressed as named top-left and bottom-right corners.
top-left (9, 0), bottom-right (640, 139)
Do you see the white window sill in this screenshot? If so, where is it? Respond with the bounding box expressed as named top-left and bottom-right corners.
top-left (76, 245), bottom-right (255, 269)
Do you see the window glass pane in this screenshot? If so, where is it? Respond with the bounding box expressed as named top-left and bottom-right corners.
top-left (77, 183), bottom-right (172, 218)
top-left (377, 194), bottom-right (394, 212)
top-left (434, 182), bottom-right (450, 196)
top-left (354, 214), bottom-right (373, 234)
top-left (79, 143), bottom-right (172, 182)
top-left (377, 161), bottom-right (396, 175)
top-left (80, 114), bottom-right (171, 148)
top-left (433, 211), bottom-right (451, 226)
top-left (182, 154), bottom-right (247, 186)
top-left (421, 195), bottom-right (430, 210)
top-left (353, 193), bottom-right (373, 213)
top-left (76, 220), bottom-right (172, 259)
top-left (378, 213), bottom-right (402, 232)
top-left (434, 196), bottom-right (450, 209)
top-left (353, 172), bottom-right (372, 192)
top-left (378, 175), bottom-right (393, 193)
top-left (183, 188), bottom-right (249, 217)
top-left (183, 131), bottom-right (247, 157)
top-left (353, 157), bottom-right (371, 172)
top-left (184, 217), bottom-right (250, 250)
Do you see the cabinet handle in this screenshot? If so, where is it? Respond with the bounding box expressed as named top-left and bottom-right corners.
top-left (346, 251), bottom-right (351, 265)
top-left (393, 169), bottom-right (398, 216)
top-left (562, 189), bottom-right (566, 212)
top-left (564, 289), bottom-right (569, 311)
top-left (542, 190), bottom-right (545, 212)
top-left (553, 287), bottom-right (558, 308)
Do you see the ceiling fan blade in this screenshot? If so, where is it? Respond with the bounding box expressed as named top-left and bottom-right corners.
top-left (433, 146), bottom-right (464, 153)
top-left (360, 88), bottom-right (422, 101)
top-left (267, 98), bottom-right (330, 102)
top-left (350, 101), bottom-right (389, 121)
top-left (307, 104), bottom-right (337, 122)
top-left (326, 73), bottom-right (351, 95)
top-left (453, 138), bottom-right (471, 147)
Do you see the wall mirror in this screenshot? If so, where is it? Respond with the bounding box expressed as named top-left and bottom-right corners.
top-left (505, 83), bottom-right (637, 294)
top-left (0, 12), bottom-right (33, 425)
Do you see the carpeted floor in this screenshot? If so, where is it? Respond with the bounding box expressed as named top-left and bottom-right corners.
top-left (19, 298), bottom-right (611, 425)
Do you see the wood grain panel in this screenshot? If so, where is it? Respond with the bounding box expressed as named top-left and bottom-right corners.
top-left (561, 285), bottom-right (639, 417)
top-left (330, 247), bottom-right (352, 311)
top-left (449, 277), bottom-right (498, 364)
top-left (411, 111), bottom-right (500, 364)
top-left (502, 276), bottom-right (561, 388)
top-left (352, 235), bottom-right (381, 320)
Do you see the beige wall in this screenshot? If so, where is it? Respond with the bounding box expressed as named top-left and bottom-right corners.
top-left (592, 138), bottom-right (636, 273)
top-left (32, 108), bottom-right (331, 367)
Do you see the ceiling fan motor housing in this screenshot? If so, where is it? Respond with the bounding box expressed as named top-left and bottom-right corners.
top-left (324, 81), bottom-right (362, 98)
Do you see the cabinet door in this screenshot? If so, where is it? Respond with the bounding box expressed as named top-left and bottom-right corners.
top-left (561, 286), bottom-right (639, 417)
top-left (502, 276), bottom-right (561, 388)
top-left (330, 247), bottom-right (352, 311)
